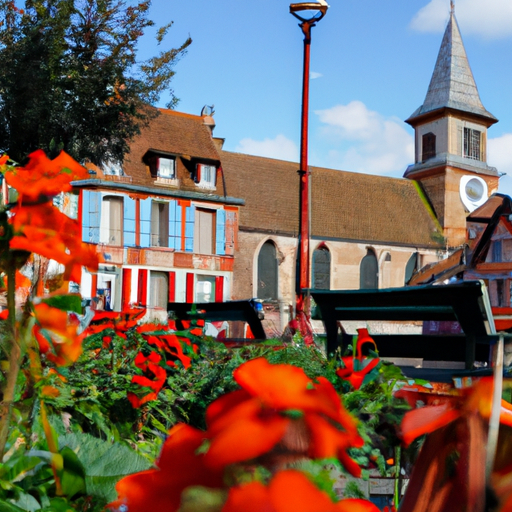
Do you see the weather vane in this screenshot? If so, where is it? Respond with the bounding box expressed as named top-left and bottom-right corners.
top-left (450, 0), bottom-right (455, 14)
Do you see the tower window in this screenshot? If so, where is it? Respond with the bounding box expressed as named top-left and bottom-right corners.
top-left (463, 128), bottom-right (481, 160)
top-left (422, 132), bottom-right (436, 162)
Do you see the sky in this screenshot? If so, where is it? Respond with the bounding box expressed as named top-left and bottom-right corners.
top-left (138, 0), bottom-right (512, 196)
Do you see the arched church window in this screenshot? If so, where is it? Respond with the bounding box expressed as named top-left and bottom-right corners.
top-left (360, 249), bottom-right (378, 289)
top-left (405, 252), bottom-right (418, 285)
top-left (313, 246), bottom-right (331, 290)
top-left (422, 132), bottom-right (436, 162)
top-left (257, 241), bottom-right (278, 300)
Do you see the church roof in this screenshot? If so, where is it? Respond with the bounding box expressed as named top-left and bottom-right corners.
top-left (406, 10), bottom-right (497, 125)
top-left (221, 150), bottom-right (444, 249)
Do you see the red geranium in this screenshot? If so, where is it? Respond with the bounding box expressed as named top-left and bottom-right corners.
top-left (205, 357), bottom-right (363, 476)
top-left (336, 328), bottom-right (380, 389)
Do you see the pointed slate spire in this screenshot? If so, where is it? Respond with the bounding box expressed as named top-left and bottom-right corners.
top-left (407, 9), bottom-right (497, 124)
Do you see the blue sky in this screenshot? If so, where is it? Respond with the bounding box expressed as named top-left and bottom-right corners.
top-left (140, 0), bottom-right (512, 195)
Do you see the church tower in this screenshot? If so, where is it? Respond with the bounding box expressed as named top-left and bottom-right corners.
top-left (404, 4), bottom-right (499, 247)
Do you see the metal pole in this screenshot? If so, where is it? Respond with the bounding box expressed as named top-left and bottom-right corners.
top-left (486, 333), bottom-right (504, 479)
top-left (290, 3), bottom-right (327, 344)
top-left (296, 19), bottom-right (314, 317)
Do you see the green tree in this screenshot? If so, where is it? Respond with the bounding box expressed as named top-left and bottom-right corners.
top-left (0, 0), bottom-right (191, 165)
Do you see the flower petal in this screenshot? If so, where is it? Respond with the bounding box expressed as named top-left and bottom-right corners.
top-left (400, 403), bottom-right (460, 447)
top-left (336, 498), bottom-right (381, 512)
top-left (206, 414), bottom-right (290, 468)
top-left (223, 481), bottom-right (275, 512)
top-left (268, 470), bottom-right (338, 512)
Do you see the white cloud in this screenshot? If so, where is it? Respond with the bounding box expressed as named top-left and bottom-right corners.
top-left (310, 71), bottom-right (323, 79)
top-left (315, 101), bottom-right (414, 176)
top-left (235, 134), bottom-right (298, 162)
top-left (410, 0), bottom-right (512, 38)
top-left (489, 133), bottom-right (512, 196)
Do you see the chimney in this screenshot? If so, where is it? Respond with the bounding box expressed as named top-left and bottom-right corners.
top-left (203, 115), bottom-right (215, 135)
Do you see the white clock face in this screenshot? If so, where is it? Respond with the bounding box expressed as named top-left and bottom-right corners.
top-left (460, 175), bottom-right (488, 212)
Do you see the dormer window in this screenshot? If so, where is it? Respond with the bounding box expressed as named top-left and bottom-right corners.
top-left (422, 132), bottom-right (436, 162)
top-left (153, 157), bottom-right (175, 178)
top-left (195, 164), bottom-right (216, 189)
top-left (102, 160), bottom-right (124, 176)
top-left (147, 154), bottom-right (176, 180)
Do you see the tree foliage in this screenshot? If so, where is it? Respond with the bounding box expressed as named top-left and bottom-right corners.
top-left (0, 0), bottom-right (191, 165)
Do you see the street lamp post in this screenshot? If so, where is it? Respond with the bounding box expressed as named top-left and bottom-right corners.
top-left (290, 2), bottom-right (328, 338)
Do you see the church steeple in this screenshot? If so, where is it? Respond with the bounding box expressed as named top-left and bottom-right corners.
top-left (406, 8), bottom-right (497, 125)
top-left (404, 6), bottom-right (499, 248)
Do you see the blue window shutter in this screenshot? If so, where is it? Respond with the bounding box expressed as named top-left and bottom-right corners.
top-left (124, 196), bottom-right (136, 247)
top-left (216, 208), bottom-right (226, 255)
top-left (169, 200), bottom-right (182, 250)
top-left (140, 198), bottom-right (151, 247)
top-left (83, 190), bottom-right (100, 243)
top-left (185, 204), bottom-right (195, 252)
top-left (82, 190), bottom-right (90, 242)
top-left (168, 200), bottom-right (175, 249)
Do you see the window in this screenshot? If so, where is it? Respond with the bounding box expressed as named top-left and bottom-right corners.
top-left (313, 246), bottom-right (331, 290)
top-left (149, 156), bottom-right (176, 179)
top-left (149, 271), bottom-right (168, 309)
top-left (151, 201), bottom-right (169, 247)
top-left (100, 196), bottom-right (123, 246)
top-left (257, 241), bottom-right (278, 300)
top-left (360, 249), bottom-right (378, 289)
top-left (464, 128), bottom-right (481, 160)
top-left (405, 252), bottom-right (419, 285)
top-left (53, 192), bottom-right (79, 219)
top-left (96, 267), bottom-right (121, 311)
top-left (496, 279), bottom-right (505, 307)
top-left (196, 164), bottom-right (216, 189)
top-left (194, 208), bottom-right (215, 254)
top-left (102, 160), bottom-right (124, 176)
top-left (196, 275), bottom-right (216, 303)
top-left (492, 240), bottom-right (502, 262)
top-left (422, 133), bottom-right (436, 162)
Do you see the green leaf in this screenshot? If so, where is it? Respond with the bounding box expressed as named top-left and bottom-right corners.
top-left (6, 456), bottom-right (41, 484)
top-left (59, 447), bottom-right (86, 499)
top-left (39, 294), bottom-right (82, 314)
top-left (9, 493), bottom-right (40, 512)
top-left (41, 497), bottom-right (75, 512)
top-left (59, 433), bottom-right (151, 501)
top-left (0, 499), bottom-right (28, 512)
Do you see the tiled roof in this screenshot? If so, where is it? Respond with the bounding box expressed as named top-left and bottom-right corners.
top-left (123, 108), bottom-right (221, 187)
top-left (221, 151), bottom-right (444, 248)
top-left (406, 12), bottom-right (497, 125)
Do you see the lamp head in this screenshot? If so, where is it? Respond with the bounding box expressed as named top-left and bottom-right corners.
top-left (290, 2), bottom-right (328, 23)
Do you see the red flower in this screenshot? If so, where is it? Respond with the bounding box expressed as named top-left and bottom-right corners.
top-left (137, 324), bottom-right (193, 369)
top-left (9, 202), bottom-right (98, 280)
top-left (223, 470), bottom-right (380, 512)
top-left (127, 352), bottom-right (167, 408)
top-left (397, 378), bottom-right (512, 512)
top-left (204, 358), bottom-right (363, 476)
top-left (396, 377), bottom-right (512, 447)
top-left (336, 328), bottom-right (380, 389)
top-left (84, 307), bottom-right (145, 339)
top-left (108, 424), bottom-right (224, 512)
top-left (33, 303), bottom-right (85, 366)
top-left (4, 149), bottom-right (89, 204)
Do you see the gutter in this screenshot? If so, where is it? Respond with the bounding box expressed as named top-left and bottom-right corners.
top-left (71, 179), bottom-right (245, 206)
